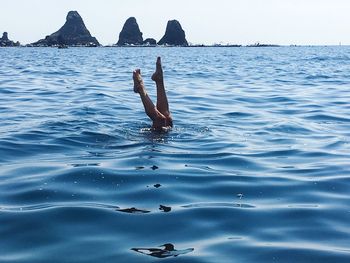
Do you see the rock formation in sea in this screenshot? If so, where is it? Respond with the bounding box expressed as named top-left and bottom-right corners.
top-left (158, 20), bottom-right (188, 46)
top-left (0, 32), bottom-right (20, 47)
top-left (31, 11), bottom-right (99, 47)
top-left (117, 17), bottom-right (143, 46)
top-left (143, 38), bottom-right (157, 46)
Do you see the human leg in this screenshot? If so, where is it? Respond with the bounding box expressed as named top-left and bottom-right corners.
top-left (133, 69), bottom-right (165, 122)
top-left (152, 57), bottom-right (171, 117)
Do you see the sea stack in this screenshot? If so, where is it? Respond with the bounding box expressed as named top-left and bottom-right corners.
top-left (2, 32), bottom-right (9, 41)
top-left (0, 32), bottom-right (20, 47)
top-left (143, 38), bottom-right (157, 46)
top-left (31, 11), bottom-right (99, 47)
top-left (117, 17), bottom-right (143, 46)
top-left (158, 20), bottom-right (188, 46)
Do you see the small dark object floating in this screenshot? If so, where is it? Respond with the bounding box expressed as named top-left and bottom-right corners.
top-left (131, 243), bottom-right (194, 258)
top-left (159, 205), bottom-right (171, 212)
top-left (116, 207), bottom-right (150, 214)
top-left (151, 165), bottom-right (159, 170)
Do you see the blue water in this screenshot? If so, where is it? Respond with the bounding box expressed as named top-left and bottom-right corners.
top-left (1, 46), bottom-right (350, 262)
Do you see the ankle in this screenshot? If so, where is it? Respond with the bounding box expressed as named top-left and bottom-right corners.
top-left (139, 88), bottom-right (147, 96)
top-left (155, 80), bottom-right (164, 87)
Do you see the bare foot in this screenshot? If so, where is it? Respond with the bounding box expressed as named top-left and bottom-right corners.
top-left (133, 69), bottom-right (144, 93)
top-left (151, 57), bottom-right (163, 82)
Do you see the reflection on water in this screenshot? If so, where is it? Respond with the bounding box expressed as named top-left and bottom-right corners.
top-left (116, 207), bottom-right (151, 214)
top-left (131, 243), bottom-right (194, 258)
top-left (159, 204), bottom-right (171, 212)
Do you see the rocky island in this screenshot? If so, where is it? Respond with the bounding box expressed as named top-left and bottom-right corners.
top-left (143, 38), bottom-right (157, 46)
top-left (158, 20), bottom-right (188, 46)
top-left (3, 13), bottom-right (190, 47)
top-left (117, 17), bottom-right (144, 46)
top-left (116, 18), bottom-right (188, 47)
top-left (31, 11), bottom-right (100, 47)
top-left (0, 32), bottom-right (20, 47)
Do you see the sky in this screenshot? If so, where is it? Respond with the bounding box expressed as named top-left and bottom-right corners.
top-left (1, 0), bottom-right (350, 46)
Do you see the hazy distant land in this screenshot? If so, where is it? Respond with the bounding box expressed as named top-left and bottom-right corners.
top-left (0, 11), bottom-right (285, 48)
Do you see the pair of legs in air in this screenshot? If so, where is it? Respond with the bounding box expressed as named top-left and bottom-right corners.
top-left (133, 57), bottom-right (173, 131)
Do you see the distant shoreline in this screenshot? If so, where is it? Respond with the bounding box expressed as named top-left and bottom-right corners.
top-left (1, 44), bottom-right (347, 48)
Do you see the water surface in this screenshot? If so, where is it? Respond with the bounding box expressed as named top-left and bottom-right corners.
top-left (0, 46), bottom-right (350, 262)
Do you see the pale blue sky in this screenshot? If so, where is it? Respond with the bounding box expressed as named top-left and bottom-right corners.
top-left (1, 0), bottom-right (349, 45)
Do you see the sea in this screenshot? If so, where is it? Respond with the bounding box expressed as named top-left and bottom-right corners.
top-left (0, 46), bottom-right (349, 263)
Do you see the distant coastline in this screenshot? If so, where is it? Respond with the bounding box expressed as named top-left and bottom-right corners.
top-left (0, 44), bottom-right (285, 48)
top-left (1, 11), bottom-right (344, 48)
top-left (0, 10), bottom-right (289, 49)
top-left (2, 43), bottom-right (346, 48)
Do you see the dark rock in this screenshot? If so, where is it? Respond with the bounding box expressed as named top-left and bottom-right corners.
top-left (158, 20), bottom-right (188, 46)
top-left (2, 32), bottom-right (9, 41)
top-left (143, 38), bottom-right (157, 46)
top-left (0, 32), bottom-right (20, 47)
top-left (117, 17), bottom-right (143, 46)
top-left (31, 11), bottom-right (99, 47)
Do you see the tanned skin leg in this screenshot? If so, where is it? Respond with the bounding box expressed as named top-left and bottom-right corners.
top-left (133, 69), bottom-right (166, 126)
top-left (152, 57), bottom-right (173, 127)
top-left (152, 57), bottom-right (170, 117)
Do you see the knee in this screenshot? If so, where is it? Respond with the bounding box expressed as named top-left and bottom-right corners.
top-left (155, 114), bottom-right (167, 124)
top-left (166, 117), bottom-right (173, 127)
top-left (152, 114), bottom-right (167, 129)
